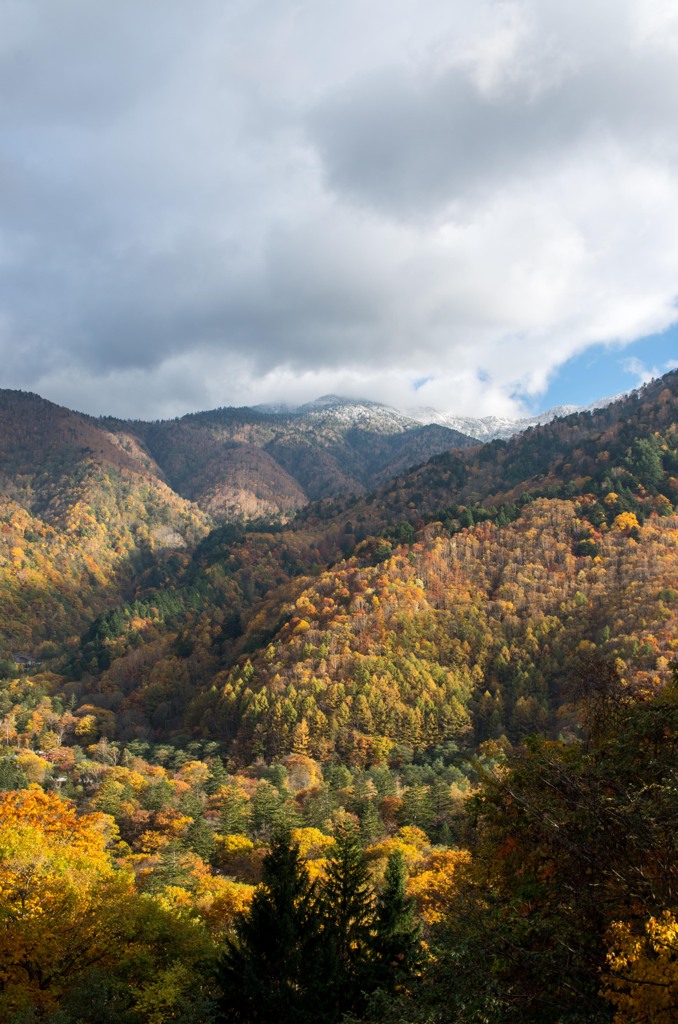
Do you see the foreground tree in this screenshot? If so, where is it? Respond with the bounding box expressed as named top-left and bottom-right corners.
top-left (0, 788), bottom-right (217, 1023)
top-left (217, 826), bottom-right (425, 1024)
top-left (216, 831), bottom-right (325, 1024)
top-left (371, 850), bottom-right (422, 994)
top-left (319, 823), bottom-right (377, 1018)
top-left (421, 670), bottom-right (678, 1024)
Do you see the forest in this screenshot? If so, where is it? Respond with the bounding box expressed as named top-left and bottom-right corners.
top-left (0, 372), bottom-right (676, 1023)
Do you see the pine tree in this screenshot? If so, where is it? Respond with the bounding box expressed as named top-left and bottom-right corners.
top-left (216, 831), bottom-right (324, 1024)
top-left (220, 784), bottom-right (251, 835)
top-left (205, 757), bottom-right (229, 794)
top-left (371, 850), bottom-right (422, 993)
top-left (319, 823), bottom-right (375, 1018)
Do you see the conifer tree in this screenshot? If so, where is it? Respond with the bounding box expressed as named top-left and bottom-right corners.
top-left (371, 850), bottom-right (422, 993)
top-left (319, 823), bottom-right (376, 1018)
top-left (216, 830), bottom-right (324, 1024)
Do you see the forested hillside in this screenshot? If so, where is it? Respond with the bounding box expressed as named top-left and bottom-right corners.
top-left (0, 373), bottom-right (676, 1023)
top-left (0, 390), bottom-right (473, 651)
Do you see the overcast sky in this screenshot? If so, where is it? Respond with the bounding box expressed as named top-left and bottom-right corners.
top-left (1, 0), bottom-right (677, 419)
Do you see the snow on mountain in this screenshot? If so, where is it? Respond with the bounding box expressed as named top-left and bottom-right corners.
top-left (408, 395), bottom-right (621, 441)
top-left (255, 395), bottom-right (421, 435)
top-left (253, 392), bottom-right (622, 442)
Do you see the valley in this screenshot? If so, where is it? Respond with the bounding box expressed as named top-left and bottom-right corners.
top-left (0, 372), bottom-right (676, 1023)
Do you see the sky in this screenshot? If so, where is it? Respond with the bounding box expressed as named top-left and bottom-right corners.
top-left (0, 0), bottom-right (677, 421)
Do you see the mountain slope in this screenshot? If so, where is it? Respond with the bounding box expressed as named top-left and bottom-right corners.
top-left (303, 372), bottom-right (678, 533)
top-left (0, 391), bottom-right (209, 652)
top-left (59, 370), bottom-right (678, 756)
top-left (0, 390), bottom-right (474, 650)
top-left (124, 397), bottom-right (476, 511)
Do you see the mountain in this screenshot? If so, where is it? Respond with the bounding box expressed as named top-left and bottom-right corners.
top-left (0, 390), bottom-right (209, 652)
top-left (0, 390), bottom-right (477, 529)
top-left (409, 395), bottom-right (620, 440)
top-left (301, 375), bottom-right (676, 532)
top-left (0, 389), bottom-right (475, 651)
top-left (58, 370), bottom-right (678, 754)
top-left (106, 396), bottom-right (477, 515)
top-left (1, 372), bottom-right (676, 1024)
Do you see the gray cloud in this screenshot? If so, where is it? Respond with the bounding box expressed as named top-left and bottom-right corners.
top-left (1, 0), bottom-right (678, 417)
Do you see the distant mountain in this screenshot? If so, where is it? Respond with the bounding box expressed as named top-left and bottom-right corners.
top-left (0, 389), bottom-right (478, 651)
top-left (0, 379), bottom-right (645, 654)
top-left (255, 390), bottom-right (624, 442)
top-left (0, 390), bottom-right (478, 534)
top-left (408, 395), bottom-right (620, 440)
top-left (119, 396), bottom-right (476, 516)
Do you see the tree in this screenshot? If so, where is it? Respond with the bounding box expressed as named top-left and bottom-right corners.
top-left (319, 823), bottom-right (376, 1018)
top-left (370, 850), bottom-right (422, 993)
top-left (424, 677), bottom-right (678, 1023)
top-left (603, 911), bottom-right (678, 1023)
top-left (216, 831), bottom-right (325, 1024)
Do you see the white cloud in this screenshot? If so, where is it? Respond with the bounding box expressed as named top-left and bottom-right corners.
top-left (0, 0), bottom-right (677, 417)
top-left (623, 354), bottom-right (678, 387)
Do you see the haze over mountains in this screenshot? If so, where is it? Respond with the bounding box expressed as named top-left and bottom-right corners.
top-left (408, 394), bottom-right (621, 440)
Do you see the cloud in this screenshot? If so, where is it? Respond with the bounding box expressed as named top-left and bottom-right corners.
top-left (623, 355), bottom-right (678, 388)
top-left (1, 0), bottom-right (678, 417)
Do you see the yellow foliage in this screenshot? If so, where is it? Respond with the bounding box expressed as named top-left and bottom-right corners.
top-left (407, 849), bottom-right (472, 925)
top-left (613, 512), bottom-right (640, 532)
top-left (0, 789), bottom-right (133, 1017)
top-left (154, 885), bottom-right (194, 917)
top-left (290, 826), bottom-right (335, 860)
top-left (14, 750), bottom-right (51, 784)
top-left (216, 833), bottom-right (255, 856)
top-left (193, 875), bottom-right (255, 938)
top-left (133, 962), bottom-right (199, 1024)
top-left (367, 827), bottom-right (431, 876)
top-left (213, 833), bottom-right (263, 883)
top-left (603, 911), bottom-right (678, 1023)
top-left (176, 759), bottom-right (211, 789)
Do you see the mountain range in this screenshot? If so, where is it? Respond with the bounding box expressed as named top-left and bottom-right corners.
top-left (1, 369), bottom-right (676, 1024)
top-left (0, 379), bottom-right (665, 655)
top-left (408, 394), bottom-right (620, 440)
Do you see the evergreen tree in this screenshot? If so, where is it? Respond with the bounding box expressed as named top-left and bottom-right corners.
top-left (205, 757), bottom-right (229, 794)
top-left (216, 831), bottom-right (324, 1024)
top-left (220, 784), bottom-right (251, 835)
top-left (250, 780), bottom-right (284, 839)
top-left (0, 757), bottom-right (28, 791)
top-left (186, 816), bottom-right (216, 861)
top-left (319, 823), bottom-right (376, 1018)
top-left (371, 851), bottom-right (422, 993)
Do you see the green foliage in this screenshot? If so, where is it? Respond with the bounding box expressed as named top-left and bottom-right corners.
top-left (424, 680), bottom-right (678, 1023)
top-left (319, 824), bottom-right (376, 1013)
top-left (371, 851), bottom-right (422, 993)
top-left (0, 757), bottom-right (28, 791)
top-left (216, 832), bottom-right (325, 1024)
